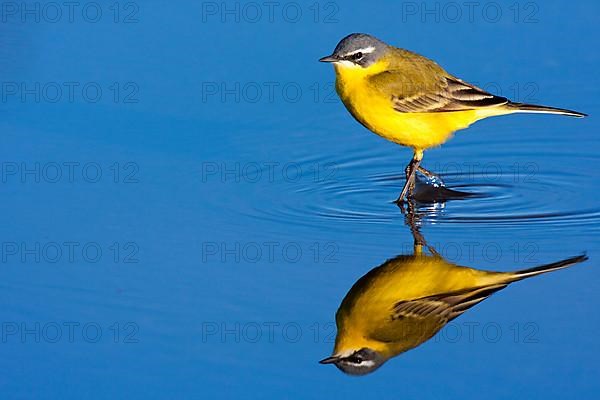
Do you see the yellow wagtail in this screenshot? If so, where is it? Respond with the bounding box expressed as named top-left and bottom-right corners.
top-left (319, 33), bottom-right (587, 202)
top-left (319, 212), bottom-right (587, 375)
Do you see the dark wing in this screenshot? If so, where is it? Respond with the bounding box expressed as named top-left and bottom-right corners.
top-left (391, 76), bottom-right (508, 113)
top-left (369, 70), bottom-right (509, 113)
top-left (392, 283), bottom-right (508, 324)
top-left (370, 283), bottom-right (508, 346)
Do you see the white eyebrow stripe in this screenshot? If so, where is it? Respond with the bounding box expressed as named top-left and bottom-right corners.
top-left (360, 360), bottom-right (376, 368)
top-left (346, 46), bottom-right (376, 56)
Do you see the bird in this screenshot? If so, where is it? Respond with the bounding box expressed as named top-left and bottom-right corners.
top-left (319, 211), bottom-right (588, 375)
top-left (319, 33), bottom-right (587, 202)
top-left (319, 252), bottom-right (587, 376)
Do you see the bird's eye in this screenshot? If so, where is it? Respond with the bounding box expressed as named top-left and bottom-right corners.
top-left (349, 356), bottom-right (363, 364)
top-left (352, 52), bottom-right (363, 60)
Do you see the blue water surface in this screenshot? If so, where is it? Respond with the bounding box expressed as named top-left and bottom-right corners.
top-left (1, 0), bottom-right (599, 398)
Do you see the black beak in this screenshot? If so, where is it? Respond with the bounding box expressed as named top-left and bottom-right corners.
top-left (319, 55), bottom-right (338, 63)
top-left (319, 355), bottom-right (340, 364)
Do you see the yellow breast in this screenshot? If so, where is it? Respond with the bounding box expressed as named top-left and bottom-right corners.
top-left (334, 64), bottom-right (486, 151)
top-left (333, 255), bottom-right (505, 357)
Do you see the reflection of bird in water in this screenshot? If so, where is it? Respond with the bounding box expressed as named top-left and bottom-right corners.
top-left (320, 211), bottom-right (587, 375)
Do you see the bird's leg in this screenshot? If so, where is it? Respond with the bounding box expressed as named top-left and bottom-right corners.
top-left (396, 159), bottom-right (418, 202)
top-left (417, 166), bottom-right (445, 187)
top-left (396, 151), bottom-right (423, 203)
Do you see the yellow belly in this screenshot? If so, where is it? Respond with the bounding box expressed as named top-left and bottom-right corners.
top-left (335, 70), bottom-right (507, 151)
top-left (334, 255), bottom-right (508, 356)
top-left (340, 87), bottom-right (485, 150)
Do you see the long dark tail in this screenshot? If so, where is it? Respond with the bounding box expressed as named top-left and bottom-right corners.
top-left (507, 102), bottom-right (587, 118)
top-left (510, 254), bottom-right (588, 282)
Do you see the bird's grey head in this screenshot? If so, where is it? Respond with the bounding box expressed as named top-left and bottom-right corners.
top-left (319, 33), bottom-right (388, 68)
top-left (319, 348), bottom-right (386, 376)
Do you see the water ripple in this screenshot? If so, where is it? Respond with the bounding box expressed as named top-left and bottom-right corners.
top-left (240, 139), bottom-right (600, 233)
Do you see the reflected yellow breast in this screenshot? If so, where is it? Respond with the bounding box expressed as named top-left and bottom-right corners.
top-left (334, 255), bottom-right (506, 356)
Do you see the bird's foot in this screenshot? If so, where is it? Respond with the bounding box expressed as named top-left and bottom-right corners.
top-left (417, 166), bottom-right (445, 187)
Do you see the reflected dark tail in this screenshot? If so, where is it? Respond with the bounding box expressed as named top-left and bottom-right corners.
top-left (511, 254), bottom-right (588, 282)
top-left (507, 102), bottom-right (587, 118)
